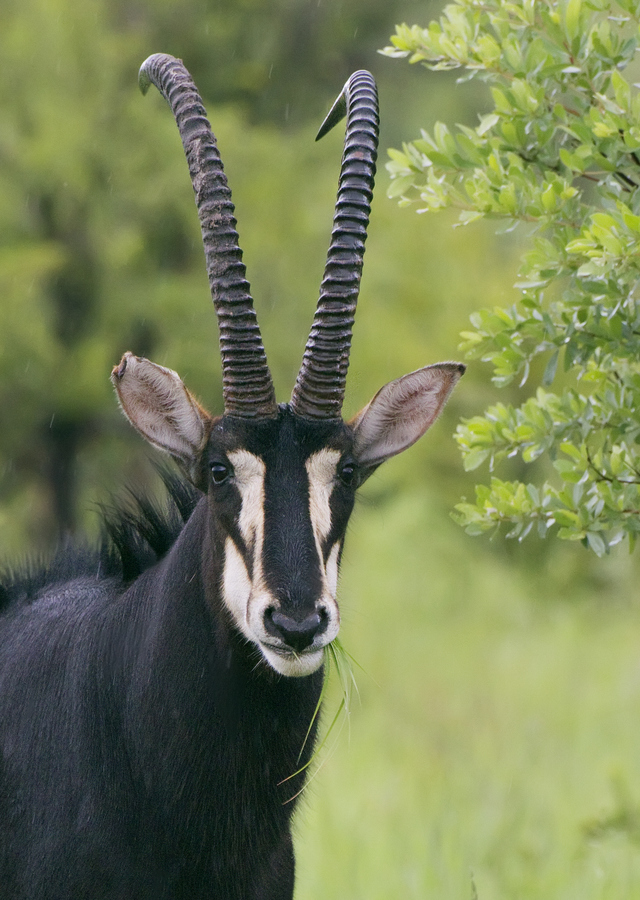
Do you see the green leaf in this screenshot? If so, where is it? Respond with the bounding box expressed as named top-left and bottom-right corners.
top-left (586, 531), bottom-right (607, 556)
top-left (387, 174), bottom-right (416, 198)
top-left (542, 350), bottom-right (559, 386)
top-left (462, 448), bottom-right (491, 471)
top-left (564, 0), bottom-right (583, 43)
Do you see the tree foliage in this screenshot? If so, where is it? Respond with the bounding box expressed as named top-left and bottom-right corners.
top-left (0, 0), bottom-right (215, 543)
top-left (384, 0), bottom-right (640, 555)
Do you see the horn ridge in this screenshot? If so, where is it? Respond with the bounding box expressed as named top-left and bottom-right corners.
top-left (139, 53), bottom-right (277, 419)
top-left (291, 70), bottom-right (378, 421)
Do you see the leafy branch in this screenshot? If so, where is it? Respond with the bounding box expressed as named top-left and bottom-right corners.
top-left (384, 0), bottom-right (640, 554)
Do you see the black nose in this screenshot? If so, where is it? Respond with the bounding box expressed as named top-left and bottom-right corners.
top-left (264, 608), bottom-right (327, 653)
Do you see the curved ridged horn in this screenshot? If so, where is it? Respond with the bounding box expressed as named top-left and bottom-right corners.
top-left (290, 70), bottom-right (378, 421)
top-left (139, 54), bottom-right (277, 419)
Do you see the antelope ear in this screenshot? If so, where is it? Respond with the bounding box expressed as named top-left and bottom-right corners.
top-left (351, 362), bottom-right (465, 470)
top-left (111, 352), bottom-right (212, 475)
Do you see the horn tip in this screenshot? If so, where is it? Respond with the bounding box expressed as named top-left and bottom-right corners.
top-left (316, 87), bottom-right (347, 141)
top-left (138, 55), bottom-right (159, 95)
top-left (138, 53), bottom-right (177, 96)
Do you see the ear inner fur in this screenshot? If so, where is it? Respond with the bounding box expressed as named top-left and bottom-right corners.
top-left (351, 362), bottom-right (465, 468)
top-left (111, 352), bottom-right (212, 467)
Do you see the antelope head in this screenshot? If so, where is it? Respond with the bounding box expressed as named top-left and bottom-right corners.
top-left (112, 55), bottom-right (464, 677)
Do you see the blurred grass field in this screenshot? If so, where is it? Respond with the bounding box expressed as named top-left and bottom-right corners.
top-left (293, 478), bottom-right (640, 900)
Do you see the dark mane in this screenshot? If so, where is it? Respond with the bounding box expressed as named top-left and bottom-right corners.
top-left (0, 470), bottom-right (201, 613)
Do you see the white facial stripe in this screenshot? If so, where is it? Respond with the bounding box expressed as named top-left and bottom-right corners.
top-left (305, 451), bottom-right (342, 643)
top-left (306, 449), bottom-right (341, 546)
top-left (222, 537), bottom-right (254, 641)
top-left (325, 542), bottom-right (340, 598)
top-left (221, 451), bottom-right (267, 634)
top-left (228, 450), bottom-right (266, 552)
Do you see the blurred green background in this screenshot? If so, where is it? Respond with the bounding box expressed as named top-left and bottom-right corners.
top-left (1, 0), bottom-right (640, 897)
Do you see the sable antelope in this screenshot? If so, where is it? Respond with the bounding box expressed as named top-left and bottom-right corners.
top-left (0, 55), bottom-right (463, 899)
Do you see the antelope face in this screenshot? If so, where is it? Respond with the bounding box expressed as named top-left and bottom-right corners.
top-left (204, 410), bottom-right (355, 676)
top-left (112, 354), bottom-right (463, 677)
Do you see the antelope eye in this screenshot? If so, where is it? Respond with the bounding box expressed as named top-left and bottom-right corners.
top-left (338, 462), bottom-right (357, 487)
top-left (210, 462), bottom-right (231, 485)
